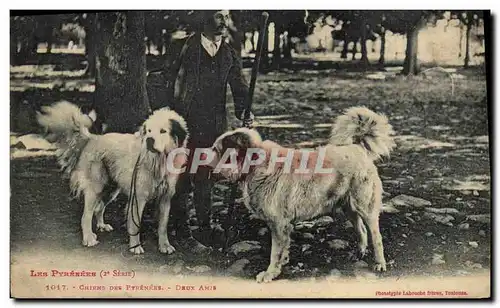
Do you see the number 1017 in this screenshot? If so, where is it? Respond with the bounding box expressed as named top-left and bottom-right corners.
top-left (45, 284), bottom-right (68, 291)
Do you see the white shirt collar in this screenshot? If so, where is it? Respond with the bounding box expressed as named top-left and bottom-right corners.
top-left (201, 33), bottom-right (222, 57)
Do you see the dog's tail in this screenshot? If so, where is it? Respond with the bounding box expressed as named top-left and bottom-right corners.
top-left (329, 107), bottom-right (395, 161)
top-left (36, 101), bottom-right (96, 176)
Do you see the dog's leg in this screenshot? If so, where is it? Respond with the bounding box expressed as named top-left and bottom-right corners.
top-left (158, 189), bottom-right (176, 254)
top-left (81, 190), bottom-right (100, 247)
top-left (362, 211), bottom-right (386, 272)
top-left (354, 215), bottom-right (368, 258)
top-left (256, 222), bottom-right (293, 283)
top-left (127, 197), bottom-right (147, 254)
top-left (95, 188), bottom-right (120, 232)
top-left (350, 176), bottom-right (387, 272)
top-left (95, 200), bottom-right (113, 232)
top-left (358, 205), bottom-right (386, 272)
top-left (368, 180), bottom-right (387, 272)
top-left (345, 205), bottom-right (368, 258)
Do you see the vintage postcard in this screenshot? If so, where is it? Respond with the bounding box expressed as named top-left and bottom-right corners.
top-left (10, 9), bottom-right (491, 299)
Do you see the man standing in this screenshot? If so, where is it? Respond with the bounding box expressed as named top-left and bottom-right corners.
top-left (160, 10), bottom-right (253, 253)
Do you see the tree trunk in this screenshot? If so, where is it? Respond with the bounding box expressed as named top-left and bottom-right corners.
top-left (44, 25), bottom-right (54, 54)
top-left (10, 41), bottom-right (18, 65)
top-left (458, 23), bottom-right (463, 58)
top-left (19, 35), bottom-right (37, 61)
top-left (282, 31), bottom-right (292, 64)
top-left (83, 13), bottom-right (97, 77)
top-left (378, 28), bottom-right (386, 66)
top-left (161, 31), bottom-right (171, 56)
top-left (272, 20), bottom-right (281, 70)
top-left (352, 41), bottom-right (357, 60)
top-left (45, 37), bottom-right (52, 54)
top-left (29, 19), bottom-right (39, 56)
top-left (341, 36), bottom-right (348, 59)
top-left (10, 23), bottom-right (19, 65)
top-left (464, 15), bottom-right (473, 68)
top-left (94, 12), bottom-right (151, 133)
top-left (360, 21), bottom-right (369, 67)
top-left (46, 37), bottom-right (53, 54)
top-left (29, 33), bottom-right (38, 56)
top-left (403, 22), bottom-right (422, 75)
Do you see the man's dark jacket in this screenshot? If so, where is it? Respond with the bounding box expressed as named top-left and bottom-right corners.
top-left (150, 33), bottom-right (249, 147)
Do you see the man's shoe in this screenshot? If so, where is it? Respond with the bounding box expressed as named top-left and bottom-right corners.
top-left (175, 236), bottom-right (213, 256)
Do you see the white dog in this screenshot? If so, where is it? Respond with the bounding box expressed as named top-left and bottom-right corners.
top-left (36, 101), bottom-right (189, 254)
top-left (209, 107), bottom-right (395, 282)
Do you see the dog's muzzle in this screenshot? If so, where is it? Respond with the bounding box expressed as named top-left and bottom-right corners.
top-left (146, 137), bottom-right (159, 153)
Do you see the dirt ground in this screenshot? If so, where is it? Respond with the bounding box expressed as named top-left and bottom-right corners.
top-left (10, 58), bottom-right (491, 296)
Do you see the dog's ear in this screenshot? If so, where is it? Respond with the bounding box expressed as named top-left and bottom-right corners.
top-left (87, 109), bottom-right (97, 122)
top-left (169, 119), bottom-right (187, 147)
top-left (135, 125), bottom-right (146, 138)
top-left (222, 132), bottom-right (252, 151)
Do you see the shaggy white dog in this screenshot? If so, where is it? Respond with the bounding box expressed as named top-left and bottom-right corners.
top-left (210, 107), bottom-right (396, 282)
top-left (37, 101), bottom-right (189, 254)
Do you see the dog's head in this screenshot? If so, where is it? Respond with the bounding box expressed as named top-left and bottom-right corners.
top-left (139, 108), bottom-right (189, 154)
top-left (209, 128), bottom-right (263, 181)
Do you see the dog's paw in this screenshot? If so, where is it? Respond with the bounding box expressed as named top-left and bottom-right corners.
top-left (82, 233), bottom-right (99, 247)
top-left (373, 263), bottom-right (387, 272)
top-left (159, 244), bottom-right (176, 254)
top-left (256, 271), bottom-right (277, 283)
top-left (97, 223), bottom-right (114, 232)
top-left (129, 246), bottom-right (145, 254)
